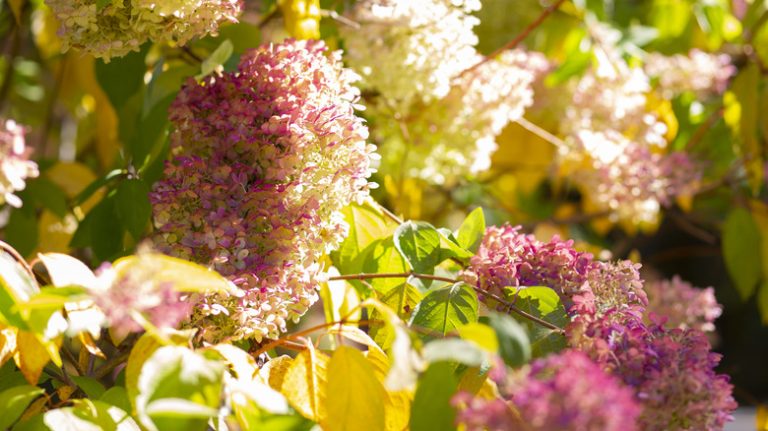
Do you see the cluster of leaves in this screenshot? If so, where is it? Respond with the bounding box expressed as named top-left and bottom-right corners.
top-left (0, 0), bottom-right (767, 429)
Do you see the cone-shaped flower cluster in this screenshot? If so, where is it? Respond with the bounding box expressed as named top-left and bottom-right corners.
top-left (645, 49), bottom-right (734, 98)
top-left (463, 225), bottom-right (736, 430)
top-left (645, 275), bottom-right (722, 332)
top-left (340, 0), bottom-right (481, 106)
top-left (151, 39), bottom-right (375, 342)
top-left (0, 119), bottom-right (38, 208)
top-left (340, 0), bottom-right (545, 185)
top-left (453, 350), bottom-right (641, 431)
top-left (46, 0), bottom-right (241, 61)
top-left (558, 24), bottom-right (703, 226)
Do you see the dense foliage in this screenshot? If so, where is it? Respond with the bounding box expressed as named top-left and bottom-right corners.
top-left (0, 0), bottom-right (766, 430)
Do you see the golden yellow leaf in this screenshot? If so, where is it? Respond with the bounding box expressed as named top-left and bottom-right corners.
top-left (278, 0), bottom-right (321, 39)
top-left (0, 325), bottom-right (18, 367)
top-left (8, 0), bottom-right (23, 23)
top-left (492, 122), bottom-right (555, 196)
top-left (32, 5), bottom-right (63, 60)
top-left (261, 355), bottom-right (294, 392)
top-left (20, 395), bottom-right (49, 422)
top-left (36, 210), bottom-right (78, 254)
top-left (57, 385), bottom-right (76, 402)
top-left (281, 346), bottom-right (329, 422)
top-left (366, 346), bottom-right (412, 431)
top-left (757, 404), bottom-right (768, 430)
top-left (125, 333), bottom-right (163, 410)
top-left (14, 331), bottom-right (52, 384)
top-left (78, 331), bottom-right (105, 359)
top-left (324, 346), bottom-right (386, 431)
top-left (45, 162), bottom-right (102, 213)
top-left (457, 323), bottom-right (498, 353)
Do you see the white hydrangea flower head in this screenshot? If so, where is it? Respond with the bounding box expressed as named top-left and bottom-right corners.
top-left (0, 119), bottom-right (38, 208)
top-left (341, 0), bottom-right (481, 108)
top-left (46, 0), bottom-right (241, 61)
top-left (644, 49), bottom-right (735, 98)
top-left (374, 50), bottom-right (544, 185)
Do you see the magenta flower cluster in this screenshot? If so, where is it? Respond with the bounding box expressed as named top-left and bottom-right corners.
top-left (568, 306), bottom-right (736, 430)
top-left (461, 224), bottom-right (647, 310)
top-left (151, 39), bottom-right (375, 342)
top-left (645, 275), bottom-right (722, 332)
top-left (454, 350), bottom-right (641, 431)
top-left (462, 225), bottom-right (735, 430)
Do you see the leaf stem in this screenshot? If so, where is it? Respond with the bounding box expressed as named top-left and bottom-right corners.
top-left (329, 272), bottom-right (564, 333)
top-left (459, 0), bottom-right (567, 78)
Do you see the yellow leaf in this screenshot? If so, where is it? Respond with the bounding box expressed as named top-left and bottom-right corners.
top-left (20, 395), bottom-right (49, 422)
top-left (492, 122), bottom-right (555, 195)
top-left (261, 355), bottom-right (294, 392)
top-left (8, 0), bottom-right (23, 24)
top-left (758, 403), bottom-right (768, 430)
top-left (324, 346), bottom-right (386, 431)
top-left (112, 253), bottom-right (238, 296)
top-left (366, 347), bottom-right (412, 431)
top-left (78, 331), bottom-right (105, 359)
top-left (36, 211), bottom-right (78, 254)
top-left (457, 323), bottom-right (498, 353)
top-left (320, 269), bottom-right (361, 323)
top-left (14, 331), bottom-right (52, 384)
top-left (0, 325), bottom-right (18, 367)
top-left (749, 200), bottom-right (768, 279)
top-left (125, 333), bottom-right (163, 410)
top-left (457, 367), bottom-right (499, 399)
top-left (45, 162), bottom-right (103, 213)
top-left (57, 385), bottom-right (76, 402)
top-left (278, 0), bottom-right (321, 39)
top-left (281, 346), bottom-right (329, 422)
top-left (32, 5), bottom-right (62, 60)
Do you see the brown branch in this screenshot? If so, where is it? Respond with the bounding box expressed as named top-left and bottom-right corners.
top-left (459, 0), bottom-right (567, 78)
top-left (330, 272), bottom-right (564, 333)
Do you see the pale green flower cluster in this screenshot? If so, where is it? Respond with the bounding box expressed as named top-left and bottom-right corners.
top-left (46, 0), bottom-right (241, 61)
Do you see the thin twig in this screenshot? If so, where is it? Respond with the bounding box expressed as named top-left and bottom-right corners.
top-left (459, 0), bottom-right (567, 77)
top-left (515, 116), bottom-right (567, 150)
top-left (252, 319), bottom-right (374, 357)
top-left (329, 272), bottom-right (564, 333)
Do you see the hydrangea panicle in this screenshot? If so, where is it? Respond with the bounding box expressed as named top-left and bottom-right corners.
top-left (46, 0), bottom-right (242, 60)
top-left (645, 49), bottom-right (735, 98)
top-left (645, 275), bottom-right (722, 332)
top-left (453, 350), bottom-right (641, 431)
top-left (151, 39), bottom-right (375, 342)
top-left (0, 119), bottom-right (39, 208)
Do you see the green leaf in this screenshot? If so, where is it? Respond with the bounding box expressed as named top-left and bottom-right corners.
top-left (722, 208), bottom-right (762, 300)
top-left (324, 346), bottom-right (386, 431)
top-left (95, 46), bottom-right (147, 108)
top-left (0, 251), bottom-right (39, 329)
top-left (92, 197), bottom-right (125, 261)
top-left (363, 238), bottom-right (410, 292)
top-left (394, 221), bottom-right (441, 275)
top-left (5, 207), bottom-right (38, 257)
top-left (506, 287), bottom-right (567, 358)
top-left (24, 177), bottom-right (68, 218)
top-left (421, 338), bottom-right (487, 367)
top-left (410, 283), bottom-right (478, 338)
top-left (100, 386), bottom-right (131, 413)
top-left (370, 283), bottom-right (422, 350)
top-left (71, 375), bottom-right (106, 399)
top-left (758, 281), bottom-right (768, 325)
top-left (437, 230), bottom-right (473, 263)
top-left (135, 345), bottom-right (225, 431)
top-left (333, 200), bottom-right (396, 275)
top-left (200, 40), bottom-right (234, 77)
top-left (115, 179), bottom-right (152, 239)
top-left (455, 208), bottom-right (486, 253)
top-left (0, 385), bottom-right (44, 430)
top-left (482, 313), bottom-right (531, 367)
top-left (409, 362), bottom-right (458, 431)
top-left (42, 400), bottom-right (140, 431)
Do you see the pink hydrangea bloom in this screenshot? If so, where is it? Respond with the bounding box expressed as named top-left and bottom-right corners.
top-left (568, 307), bottom-right (737, 430)
top-left (461, 224), bottom-right (595, 301)
top-left (46, 0), bottom-right (242, 61)
top-left (453, 350), bottom-right (641, 431)
top-left (0, 119), bottom-right (38, 208)
top-left (645, 275), bottom-right (722, 332)
top-left (90, 258), bottom-right (192, 339)
top-left (151, 39), bottom-right (375, 342)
